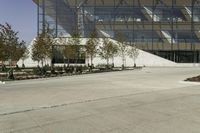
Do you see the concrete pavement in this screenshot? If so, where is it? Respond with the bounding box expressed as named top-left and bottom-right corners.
top-left (0, 67), bottom-right (200, 133)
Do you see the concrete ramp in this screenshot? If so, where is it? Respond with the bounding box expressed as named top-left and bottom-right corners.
top-left (92, 38), bottom-right (177, 67)
top-left (18, 38), bottom-right (177, 67)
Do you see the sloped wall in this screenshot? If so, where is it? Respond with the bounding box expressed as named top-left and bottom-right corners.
top-left (18, 38), bottom-right (177, 67)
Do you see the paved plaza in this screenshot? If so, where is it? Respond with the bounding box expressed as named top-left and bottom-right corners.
top-left (0, 67), bottom-right (200, 133)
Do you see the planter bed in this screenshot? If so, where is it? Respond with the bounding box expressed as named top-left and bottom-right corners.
top-left (185, 75), bottom-right (200, 82)
top-left (1, 67), bottom-right (143, 81)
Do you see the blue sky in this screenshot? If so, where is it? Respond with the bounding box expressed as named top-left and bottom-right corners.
top-left (0, 0), bottom-right (37, 44)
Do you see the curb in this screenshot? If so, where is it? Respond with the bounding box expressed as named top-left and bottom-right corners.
top-left (179, 81), bottom-right (200, 85)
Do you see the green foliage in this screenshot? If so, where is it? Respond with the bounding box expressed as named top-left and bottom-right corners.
top-left (33, 65), bottom-right (49, 76)
top-left (33, 66), bottom-right (42, 75)
top-left (68, 66), bottom-right (74, 73)
top-left (64, 65), bottom-right (71, 73)
top-left (0, 34), bottom-right (4, 62)
top-left (55, 66), bottom-right (63, 74)
top-left (21, 45), bottom-right (29, 66)
top-left (0, 23), bottom-right (26, 64)
top-left (75, 65), bottom-right (83, 74)
top-left (68, 32), bottom-right (81, 63)
top-left (32, 26), bottom-right (54, 67)
top-left (15, 64), bottom-right (21, 71)
top-left (7, 69), bottom-right (14, 80)
top-left (62, 45), bottom-right (77, 65)
top-left (0, 64), bottom-right (7, 72)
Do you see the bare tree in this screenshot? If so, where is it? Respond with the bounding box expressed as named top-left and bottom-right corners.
top-left (109, 41), bottom-right (118, 68)
top-left (116, 32), bottom-right (128, 69)
top-left (98, 38), bottom-right (114, 68)
top-left (85, 31), bottom-right (98, 67)
top-left (128, 44), bottom-right (139, 67)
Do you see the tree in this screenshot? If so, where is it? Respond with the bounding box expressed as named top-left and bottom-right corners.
top-left (32, 33), bottom-right (46, 67)
top-left (31, 27), bottom-right (54, 67)
top-left (0, 23), bottom-right (26, 79)
top-left (20, 43), bottom-right (29, 68)
top-left (62, 44), bottom-right (77, 66)
top-left (68, 32), bottom-right (81, 64)
top-left (0, 23), bottom-right (26, 64)
top-left (98, 38), bottom-right (114, 68)
top-left (85, 31), bottom-right (98, 67)
top-left (0, 33), bottom-right (5, 64)
top-left (0, 34), bottom-right (7, 72)
top-left (109, 41), bottom-right (119, 67)
top-left (128, 45), bottom-right (139, 67)
top-left (116, 32), bottom-right (128, 69)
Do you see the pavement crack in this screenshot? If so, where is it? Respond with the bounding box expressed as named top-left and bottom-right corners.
top-left (1, 88), bottom-right (200, 117)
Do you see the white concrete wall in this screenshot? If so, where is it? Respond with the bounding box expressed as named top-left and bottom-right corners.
top-left (18, 38), bottom-right (193, 67)
top-left (90, 39), bottom-right (177, 67)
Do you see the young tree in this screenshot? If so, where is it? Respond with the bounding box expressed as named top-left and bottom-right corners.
top-left (85, 31), bottom-right (98, 67)
top-left (109, 41), bottom-right (119, 67)
top-left (31, 27), bottom-right (54, 67)
top-left (68, 32), bottom-right (81, 64)
top-left (62, 44), bottom-right (77, 66)
top-left (128, 45), bottom-right (139, 67)
top-left (32, 33), bottom-right (46, 67)
top-left (116, 32), bottom-right (128, 69)
top-left (45, 28), bottom-right (55, 66)
top-left (98, 38), bottom-right (113, 68)
top-left (20, 44), bottom-right (29, 68)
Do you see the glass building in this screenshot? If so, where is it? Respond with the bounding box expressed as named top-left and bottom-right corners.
top-left (33, 0), bottom-right (200, 63)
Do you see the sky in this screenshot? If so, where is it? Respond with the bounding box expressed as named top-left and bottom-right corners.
top-left (0, 0), bottom-right (37, 44)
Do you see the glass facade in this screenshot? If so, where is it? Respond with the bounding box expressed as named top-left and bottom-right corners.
top-left (35, 0), bottom-right (200, 63)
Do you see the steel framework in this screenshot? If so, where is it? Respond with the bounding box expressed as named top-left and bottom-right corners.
top-left (34, 0), bottom-right (200, 63)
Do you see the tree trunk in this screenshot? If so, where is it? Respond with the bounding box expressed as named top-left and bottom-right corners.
top-left (106, 58), bottom-right (109, 70)
top-left (22, 60), bottom-right (24, 66)
top-left (112, 57), bottom-right (114, 68)
top-left (41, 60), bottom-right (44, 68)
top-left (63, 57), bottom-right (66, 66)
top-left (134, 57), bottom-right (136, 67)
top-left (90, 56), bottom-right (93, 67)
top-left (67, 58), bottom-right (70, 67)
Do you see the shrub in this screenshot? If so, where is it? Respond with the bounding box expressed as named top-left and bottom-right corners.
top-left (55, 66), bottom-right (63, 74)
top-left (96, 64), bottom-right (112, 71)
top-left (15, 64), bottom-right (21, 72)
top-left (33, 67), bottom-right (42, 75)
top-left (7, 69), bottom-right (15, 80)
top-left (64, 66), bottom-right (71, 73)
top-left (51, 66), bottom-right (56, 74)
top-left (1, 65), bottom-right (7, 72)
top-left (69, 66), bottom-right (74, 73)
top-left (76, 65), bottom-right (83, 74)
